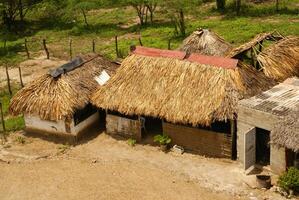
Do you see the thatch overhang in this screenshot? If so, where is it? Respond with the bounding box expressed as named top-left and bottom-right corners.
top-left (257, 36), bottom-right (299, 82)
top-left (9, 54), bottom-right (119, 121)
top-left (178, 28), bottom-right (233, 56)
top-left (227, 32), bottom-right (284, 59)
top-left (91, 46), bottom-right (275, 126)
top-left (272, 109), bottom-right (299, 152)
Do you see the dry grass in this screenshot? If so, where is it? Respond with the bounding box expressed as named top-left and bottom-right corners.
top-left (91, 52), bottom-right (275, 126)
top-left (178, 29), bottom-right (233, 56)
top-left (257, 36), bottom-right (299, 81)
top-left (272, 109), bottom-right (299, 151)
top-left (226, 31), bottom-right (284, 58)
top-left (9, 54), bottom-right (119, 121)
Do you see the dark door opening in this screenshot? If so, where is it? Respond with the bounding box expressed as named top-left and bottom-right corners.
top-left (98, 109), bottom-right (106, 129)
top-left (256, 128), bottom-right (270, 166)
top-left (141, 117), bottom-right (163, 144)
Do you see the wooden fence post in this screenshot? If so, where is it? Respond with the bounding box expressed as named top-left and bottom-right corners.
top-left (138, 37), bottom-right (143, 46)
top-left (42, 39), bottom-right (50, 59)
top-left (115, 36), bottom-right (119, 58)
top-left (24, 38), bottom-right (30, 59)
top-left (168, 39), bottom-right (171, 50)
top-left (18, 66), bottom-right (24, 88)
top-left (92, 39), bottom-right (95, 53)
top-left (5, 64), bottom-right (12, 96)
top-left (0, 102), bottom-right (5, 133)
top-left (69, 39), bottom-right (73, 60)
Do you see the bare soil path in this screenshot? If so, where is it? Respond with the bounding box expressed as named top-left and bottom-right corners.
top-left (0, 132), bottom-right (287, 200)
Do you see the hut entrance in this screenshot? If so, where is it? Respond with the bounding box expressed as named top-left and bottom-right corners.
top-left (286, 149), bottom-right (299, 169)
top-left (256, 128), bottom-right (270, 166)
top-left (141, 117), bottom-right (163, 143)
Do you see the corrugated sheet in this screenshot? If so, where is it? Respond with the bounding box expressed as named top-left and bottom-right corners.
top-left (240, 77), bottom-right (299, 117)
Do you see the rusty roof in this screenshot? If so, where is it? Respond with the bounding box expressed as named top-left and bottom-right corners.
top-left (131, 46), bottom-right (238, 69)
top-left (239, 77), bottom-right (299, 116)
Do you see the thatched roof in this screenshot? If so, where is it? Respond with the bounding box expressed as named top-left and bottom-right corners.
top-left (9, 54), bottom-right (119, 121)
top-left (272, 109), bottom-right (299, 152)
top-left (257, 36), bottom-right (299, 82)
top-left (91, 46), bottom-right (275, 126)
top-left (178, 28), bottom-right (232, 56)
top-left (227, 32), bottom-right (284, 58)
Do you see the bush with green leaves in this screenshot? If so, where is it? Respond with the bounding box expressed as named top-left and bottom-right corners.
top-left (278, 167), bottom-right (299, 193)
top-left (127, 138), bottom-right (137, 147)
top-left (153, 134), bottom-right (171, 145)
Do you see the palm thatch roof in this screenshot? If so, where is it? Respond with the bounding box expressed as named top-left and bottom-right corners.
top-left (91, 46), bottom-right (275, 126)
top-left (226, 32), bottom-right (284, 58)
top-left (178, 28), bottom-right (233, 56)
top-left (9, 54), bottom-right (119, 121)
top-left (272, 109), bottom-right (299, 152)
top-left (257, 36), bottom-right (299, 82)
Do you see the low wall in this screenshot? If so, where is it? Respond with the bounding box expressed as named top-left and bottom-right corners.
top-left (106, 114), bottom-right (142, 141)
top-left (71, 112), bottom-right (99, 135)
top-left (163, 122), bottom-right (232, 158)
top-left (24, 114), bottom-right (67, 135)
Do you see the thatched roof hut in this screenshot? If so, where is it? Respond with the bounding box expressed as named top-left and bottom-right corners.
top-left (257, 36), bottom-right (299, 82)
top-left (178, 28), bottom-right (232, 56)
top-left (272, 109), bottom-right (299, 152)
top-left (10, 54), bottom-right (119, 121)
top-left (91, 46), bottom-right (275, 126)
top-left (227, 32), bottom-right (283, 59)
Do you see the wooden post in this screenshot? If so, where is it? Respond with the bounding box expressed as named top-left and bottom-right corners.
top-left (24, 38), bottom-right (30, 59)
top-left (42, 39), bottom-right (50, 59)
top-left (0, 102), bottom-right (5, 132)
top-left (168, 39), bottom-right (171, 50)
top-left (138, 37), bottom-right (143, 46)
top-left (18, 66), bottom-right (24, 88)
top-left (5, 64), bottom-right (12, 96)
top-left (231, 119), bottom-right (237, 160)
top-left (69, 39), bottom-right (73, 60)
top-left (115, 36), bottom-right (119, 58)
top-left (92, 39), bottom-right (95, 53)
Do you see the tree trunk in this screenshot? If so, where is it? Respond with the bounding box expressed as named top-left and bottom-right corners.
top-left (236, 0), bottom-right (241, 15)
top-left (216, 0), bottom-right (225, 11)
top-left (276, 0), bottom-right (279, 12)
top-left (178, 9), bottom-right (186, 36)
top-left (81, 9), bottom-right (89, 27)
top-left (19, 0), bottom-right (24, 22)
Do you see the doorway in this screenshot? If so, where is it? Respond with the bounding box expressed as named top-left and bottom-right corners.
top-left (255, 128), bottom-right (270, 166)
top-left (141, 117), bottom-right (163, 144)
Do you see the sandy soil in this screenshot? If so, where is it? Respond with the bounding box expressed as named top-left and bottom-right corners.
top-left (0, 55), bottom-right (67, 88)
top-left (0, 132), bottom-right (289, 200)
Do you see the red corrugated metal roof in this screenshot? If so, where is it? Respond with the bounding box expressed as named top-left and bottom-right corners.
top-left (132, 46), bottom-right (186, 60)
top-left (131, 46), bottom-right (238, 69)
top-left (187, 54), bottom-right (238, 69)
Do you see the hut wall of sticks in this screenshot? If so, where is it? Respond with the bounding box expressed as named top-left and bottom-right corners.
top-left (237, 77), bottom-right (299, 174)
top-left (9, 54), bottom-right (119, 141)
top-left (91, 46), bottom-right (275, 158)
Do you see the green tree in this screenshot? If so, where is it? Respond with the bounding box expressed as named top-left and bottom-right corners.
top-left (66, 0), bottom-right (99, 27)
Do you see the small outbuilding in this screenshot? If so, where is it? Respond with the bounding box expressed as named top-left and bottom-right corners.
top-left (9, 54), bottom-right (119, 141)
top-left (178, 28), bottom-right (232, 56)
top-left (237, 77), bottom-right (299, 174)
top-left (91, 46), bottom-right (274, 159)
top-left (257, 36), bottom-right (299, 82)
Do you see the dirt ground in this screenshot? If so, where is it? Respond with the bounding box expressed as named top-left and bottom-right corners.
top-left (0, 131), bottom-right (290, 200)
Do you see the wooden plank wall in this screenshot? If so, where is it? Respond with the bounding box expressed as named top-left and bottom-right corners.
top-left (106, 114), bottom-right (142, 141)
top-left (163, 122), bottom-right (232, 158)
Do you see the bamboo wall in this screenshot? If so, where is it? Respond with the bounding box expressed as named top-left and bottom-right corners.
top-left (106, 114), bottom-right (142, 141)
top-left (163, 122), bottom-right (232, 158)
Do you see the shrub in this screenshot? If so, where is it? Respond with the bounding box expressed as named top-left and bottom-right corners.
top-left (153, 134), bottom-right (171, 145)
top-left (127, 138), bottom-right (136, 147)
top-left (278, 167), bottom-right (299, 193)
